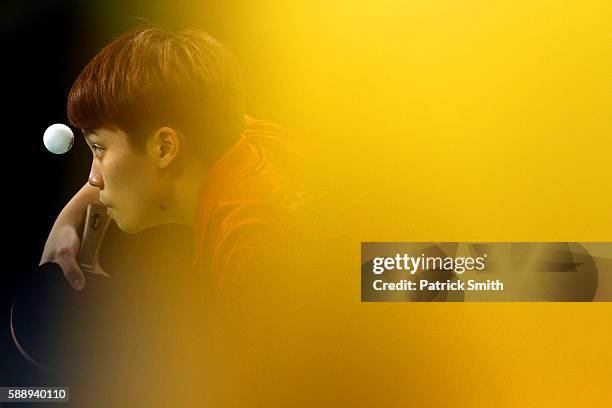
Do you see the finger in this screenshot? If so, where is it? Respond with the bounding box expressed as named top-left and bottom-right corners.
top-left (39, 249), bottom-right (52, 266)
top-left (60, 256), bottom-right (86, 290)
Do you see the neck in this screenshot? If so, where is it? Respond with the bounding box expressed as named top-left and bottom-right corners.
top-left (165, 166), bottom-right (207, 229)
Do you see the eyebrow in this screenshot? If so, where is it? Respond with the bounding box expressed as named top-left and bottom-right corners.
top-left (83, 130), bottom-right (100, 142)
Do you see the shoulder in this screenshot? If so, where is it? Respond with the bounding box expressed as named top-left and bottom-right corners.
top-left (195, 117), bottom-right (306, 288)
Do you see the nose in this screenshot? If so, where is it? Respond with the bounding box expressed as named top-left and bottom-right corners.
top-left (88, 161), bottom-right (104, 189)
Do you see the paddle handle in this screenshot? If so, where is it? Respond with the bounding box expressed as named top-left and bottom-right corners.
top-left (76, 204), bottom-right (111, 276)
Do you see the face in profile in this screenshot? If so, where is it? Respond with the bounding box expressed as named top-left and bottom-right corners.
top-left (84, 127), bottom-right (171, 233)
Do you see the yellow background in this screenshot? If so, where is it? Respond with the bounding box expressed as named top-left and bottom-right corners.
top-left (85, 0), bottom-right (611, 406)
top-left (260, 1), bottom-right (612, 406)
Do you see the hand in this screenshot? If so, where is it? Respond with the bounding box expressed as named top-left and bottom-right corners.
top-left (39, 224), bottom-right (85, 290)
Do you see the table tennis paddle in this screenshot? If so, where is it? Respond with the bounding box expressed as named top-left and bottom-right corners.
top-left (9, 204), bottom-right (114, 373)
top-left (9, 263), bottom-right (116, 374)
top-left (8, 204), bottom-right (193, 375)
top-left (76, 203), bottom-right (111, 276)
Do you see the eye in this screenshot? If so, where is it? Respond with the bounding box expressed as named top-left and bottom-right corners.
top-left (91, 144), bottom-right (104, 157)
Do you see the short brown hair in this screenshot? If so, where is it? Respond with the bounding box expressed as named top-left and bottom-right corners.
top-left (68, 27), bottom-right (245, 162)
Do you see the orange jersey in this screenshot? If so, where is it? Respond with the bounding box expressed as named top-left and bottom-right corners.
top-left (192, 116), bottom-right (303, 291)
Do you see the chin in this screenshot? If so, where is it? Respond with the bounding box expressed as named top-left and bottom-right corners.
top-left (113, 216), bottom-right (145, 234)
top-left (116, 216), bottom-right (163, 234)
top-left (119, 225), bottom-right (142, 234)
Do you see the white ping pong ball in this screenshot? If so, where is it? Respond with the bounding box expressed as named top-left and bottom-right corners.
top-left (43, 123), bottom-right (74, 154)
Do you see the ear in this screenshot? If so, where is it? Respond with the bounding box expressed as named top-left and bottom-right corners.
top-left (149, 127), bottom-right (182, 169)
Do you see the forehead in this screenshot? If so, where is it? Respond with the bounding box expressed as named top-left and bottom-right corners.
top-left (83, 127), bottom-right (124, 140)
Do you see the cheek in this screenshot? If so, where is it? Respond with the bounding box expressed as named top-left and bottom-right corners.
top-left (107, 159), bottom-right (159, 204)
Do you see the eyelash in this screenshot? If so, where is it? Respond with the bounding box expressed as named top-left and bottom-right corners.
top-left (91, 145), bottom-right (103, 156)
